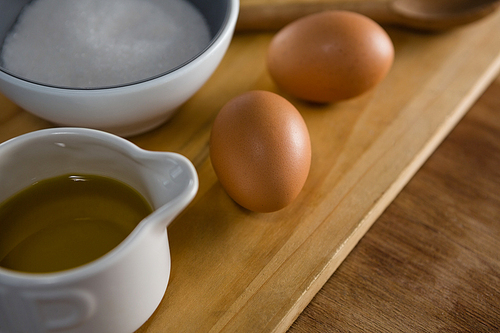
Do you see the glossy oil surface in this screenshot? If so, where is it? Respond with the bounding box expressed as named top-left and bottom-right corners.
top-left (0, 174), bottom-right (153, 273)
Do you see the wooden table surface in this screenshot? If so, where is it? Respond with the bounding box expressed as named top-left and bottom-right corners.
top-left (288, 73), bottom-right (500, 332)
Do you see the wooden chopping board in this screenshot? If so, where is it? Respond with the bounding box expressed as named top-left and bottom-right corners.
top-left (2, 3), bottom-right (500, 333)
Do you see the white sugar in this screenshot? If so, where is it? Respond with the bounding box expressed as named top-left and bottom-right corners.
top-left (0, 0), bottom-right (210, 88)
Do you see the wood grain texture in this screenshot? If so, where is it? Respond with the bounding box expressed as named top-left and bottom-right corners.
top-left (236, 0), bottom-right (500, 32)
top-left (289, 73), bottom-right (500, 333)
top-left (237, 0), bottom-right (394, 32)
top-left (1, 5), bottom-right (500, 333)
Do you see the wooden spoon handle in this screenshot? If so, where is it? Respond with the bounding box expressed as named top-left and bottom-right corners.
top-left (236, 0), bottom-right (395, 32)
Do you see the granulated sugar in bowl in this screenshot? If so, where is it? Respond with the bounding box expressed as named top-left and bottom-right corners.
top-left (0, 0), bottom-right (239, 136)
top-left (2, 0), bottom-right (211, 88)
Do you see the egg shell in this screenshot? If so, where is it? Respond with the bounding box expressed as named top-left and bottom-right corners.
top-left (209, 90), bottom-right (311, 212)
top-left (267, 10), bottom-right (395, 103)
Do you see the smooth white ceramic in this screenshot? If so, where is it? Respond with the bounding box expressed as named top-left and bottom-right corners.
top-left (0, 0), bottom-right (239, 137)
top-left (0, 128), bottom-right (199, 333)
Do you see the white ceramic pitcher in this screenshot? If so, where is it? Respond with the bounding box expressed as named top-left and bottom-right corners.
top-left (0, 128), bottom-right (198, 333)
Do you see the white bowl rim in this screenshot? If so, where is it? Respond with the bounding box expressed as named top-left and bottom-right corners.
top-left (0, 0), bottom-right (238, 91)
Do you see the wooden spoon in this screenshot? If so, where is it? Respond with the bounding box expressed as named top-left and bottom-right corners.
top-left (236, 0), bottom-right (500, 31)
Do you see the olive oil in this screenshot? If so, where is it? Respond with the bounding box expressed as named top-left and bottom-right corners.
top-left (0, 174), bottom-right (153, 273)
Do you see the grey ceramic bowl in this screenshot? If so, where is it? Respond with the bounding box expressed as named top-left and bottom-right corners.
top-left (0, 0), bottom-right (239, 136)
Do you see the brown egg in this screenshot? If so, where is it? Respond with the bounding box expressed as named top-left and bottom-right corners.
top-left (267, 10), bottom-right (394, 103)
top-left (209, 90), bottom-right (311, 212)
